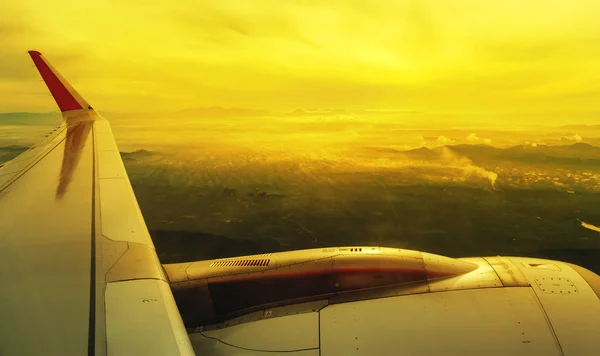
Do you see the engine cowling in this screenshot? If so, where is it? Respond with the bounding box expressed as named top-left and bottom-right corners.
top-left (164, 247), bottom-right (478, 327)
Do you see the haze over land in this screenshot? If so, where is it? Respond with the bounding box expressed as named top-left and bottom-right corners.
top-left (1, 111), bottom-right (599, 272)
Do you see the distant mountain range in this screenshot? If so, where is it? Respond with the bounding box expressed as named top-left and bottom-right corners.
top-left (175, 107), bottom-right (415, 117)
top-left (177, 107), bottom-right (271, 118)
top-left (1, 109), bottom-right (599, 123)
top-left (0, 112), bottom-right (61, 126)
top-left (0, 111), bottom-right (159, 124)
top-left (559, 124), bottom-right (600, 130)
top-left (120, 149), bottom-right (156, 161)
top-left (0, 108), bottom-right (274, 121)
top-left (4, 143), bottom-right (599, 166)
top-left (455, 142), bottom-right (599, 158)
top-left (0, 108), bottom-right (420, 122)
top-left (360, 142), bottom-right (600, 167)
top-left (0, 145), bottom-right (28, 164)
top-left (401, 142), bottom-right (600, 166)
top-left (116, 142), bottom-right (600, 167)
top-left (0, 146), bottom-right (160, 165)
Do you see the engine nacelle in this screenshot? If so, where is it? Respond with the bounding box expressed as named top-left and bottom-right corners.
top-left (164, 247), bottom-right (478, 327)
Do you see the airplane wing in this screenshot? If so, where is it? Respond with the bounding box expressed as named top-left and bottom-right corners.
top-left (0, 51), bottom-right (194, 355)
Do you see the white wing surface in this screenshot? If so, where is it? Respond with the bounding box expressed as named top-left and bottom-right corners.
top-left (0, 51), bottom-right (194, 356)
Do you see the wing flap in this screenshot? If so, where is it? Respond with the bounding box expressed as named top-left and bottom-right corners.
top-left (94, 119), bottom-right (156, 246)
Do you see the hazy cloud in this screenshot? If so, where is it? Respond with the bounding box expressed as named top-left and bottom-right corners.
top-left (437, 135), bottom-right (455, 144)
top-left (564, 133), bottom-right (583, 142)
top-left (467, 133), bottom-right (480, 142)
top-left (463, 133), bottom-right (491, 145)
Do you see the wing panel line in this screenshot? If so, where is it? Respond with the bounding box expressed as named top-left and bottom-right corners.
top-left (197, 331), bottom-right (320, 353)
top-left (88, 123), bottom-right (97, 356)
top-left (0, 126), bottom-right (68, 193)
top-left (530, 287), bottom-right (565, 356)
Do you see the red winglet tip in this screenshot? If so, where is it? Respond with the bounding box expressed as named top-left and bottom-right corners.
top-left (28, 50), bottom-right (84, 112)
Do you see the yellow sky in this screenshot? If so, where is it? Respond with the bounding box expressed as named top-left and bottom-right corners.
top-left (1, 0), bottom-right (600, 123)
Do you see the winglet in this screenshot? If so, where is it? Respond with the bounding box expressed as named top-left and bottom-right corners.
top-left (28, 50), bottom-right (91, 112)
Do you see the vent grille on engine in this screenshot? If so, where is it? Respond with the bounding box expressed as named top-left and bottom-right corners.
top-left (210, 259), bottom-right (271, 268)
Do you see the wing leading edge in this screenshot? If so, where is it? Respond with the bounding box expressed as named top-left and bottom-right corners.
top-left (0, 52), bottom-right (193, 355)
